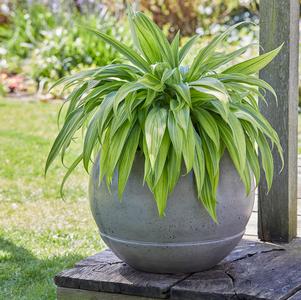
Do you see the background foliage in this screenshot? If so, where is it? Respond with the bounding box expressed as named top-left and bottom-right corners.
top-left (0, 0), bottom-right (259, 93)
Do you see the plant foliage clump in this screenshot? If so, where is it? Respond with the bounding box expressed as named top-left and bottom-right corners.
top-left (46, 10), bottom-right (283, 221)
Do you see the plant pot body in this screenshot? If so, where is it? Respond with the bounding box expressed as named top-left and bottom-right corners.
top-left (89, 153), bottom-right (255, 274)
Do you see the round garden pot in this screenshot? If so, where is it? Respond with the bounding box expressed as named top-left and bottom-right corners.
top-left (89, 152), bottom-right (255, 274)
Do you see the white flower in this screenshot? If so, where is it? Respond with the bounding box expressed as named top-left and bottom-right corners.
top-left (0, 47), bottom-right (7, 55)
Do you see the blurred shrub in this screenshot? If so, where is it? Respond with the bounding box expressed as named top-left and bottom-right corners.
top-left (0, 3), bottom-right (129, 90)
top-left (140, 0), bottom-right (259, 39)
top-left (28, 12), bottom-right (128, 85)
top-left (0, 0), bottom-right (262, 93)
top-left (140, 0), bottom-right (198, 38)
top-left (0, 4), bottom-right (56, 60)
top-left (0, 81), bottom-right (7, 96)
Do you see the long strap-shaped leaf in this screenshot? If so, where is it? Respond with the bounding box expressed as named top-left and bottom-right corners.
top-left (202, 43), bottom-right (256, 72)
top-left (223, 44), bottom-right (283, 75)
top-left (87, 27), bottom-right (151, 72)
top-left (187, 22), bottom-right (247, 81)
top-left (145, 107), bottom-right (167, 169)
top-left (118, 123), bottom-right (141, 199)
top-left (134, 12), bottom-right (174, 67)
top-left (60, 153), bottom-right (83, 198)
top-left (45, 107), bottom-right (85, 175)
top-left (179, 35), bottom-right (199, 64)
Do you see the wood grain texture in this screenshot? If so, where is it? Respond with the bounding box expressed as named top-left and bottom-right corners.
top-left (171, 240), bottom-right (301, 300)
top-left (55, 249), bottom-right (188, 299)
top-left (75, 249), bottom-right (122, 267)
top-left (258, 0), bottom-right (299, 242)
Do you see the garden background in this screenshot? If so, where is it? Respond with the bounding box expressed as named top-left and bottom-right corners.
top-left (0, 1), bottom-right (299, 299)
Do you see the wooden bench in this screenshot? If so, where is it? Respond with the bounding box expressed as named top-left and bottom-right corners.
top-left (55, 238), bottom-right (301, 300)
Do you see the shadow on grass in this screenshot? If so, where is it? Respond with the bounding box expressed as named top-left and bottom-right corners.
top-left (0, 236), bottom-right (85, 300)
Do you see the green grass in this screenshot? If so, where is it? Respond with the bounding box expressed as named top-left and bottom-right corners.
top-left (0, 98), bottom-right (104, 300)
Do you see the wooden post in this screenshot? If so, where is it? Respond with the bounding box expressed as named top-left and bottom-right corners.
top-left (258, 0), bottom-right (299, 242)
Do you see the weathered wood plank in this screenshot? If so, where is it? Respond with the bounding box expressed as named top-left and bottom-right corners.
top-left (223, 238), bottom-right (284, 263)
top-left (55, 254), bottom-right (188, 299)
top-left (171, 240), bottom-right (301, 300)
top-left (258, 0), bottom-right (299, 242)
top-left (75, 249), bottom-right (122, 267)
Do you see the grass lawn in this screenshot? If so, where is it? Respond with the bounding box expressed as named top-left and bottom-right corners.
top-left (0, 98), bottom-right (104, 300)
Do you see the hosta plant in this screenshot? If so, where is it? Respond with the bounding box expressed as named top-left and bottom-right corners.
top-left (46, 10), bottom-right (283, 222)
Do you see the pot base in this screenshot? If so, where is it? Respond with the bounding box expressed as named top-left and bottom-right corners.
top-left (101, 230), bottom-right (244, 273)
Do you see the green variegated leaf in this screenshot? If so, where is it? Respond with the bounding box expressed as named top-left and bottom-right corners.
top-left (170, 100), bottom-right (190, 134)
top-left (97, 92), bottom-right (116, 134)
top-left (191, 85), bottom-right (228, 104)
top-left (60, 153), bottom-right (83, 198)
top-left (193, 131), bottom-right (205, 197)
top-left (63, 82), bottom-right (88, 121)
top-left (145, 107), bottom-right (167, 169)
top-left (182, 120), bottom-right (195, 173)
top-left (45, 107), bottom-right (85, 175)
top-left (167, 111), bottom-right (184, 158)
top-left (257, 132), bottom-right (274, 190)
top-left (139, 73), bottom-right (164, 91)
top-left (50, 68), bottom-right (100, 90)
top-left (245, 137), bottom-right (260, 186)
top-left (200, 175), bottom-right (218, 223)
top-left (216, 119), bottom-right (242, 175)
top-left (187, 22), bottom-right (247, 81)
top-left (173, 83), bottom-right (191, 106)
top-left (83, 111), bottom-right (101, 171)
top-left (171, 31), bottom-right (180, 66)
top-left (223, 44), bottom-right (283, 75)
top-left (106, 121), bottom-right (132, 186)
top-left (118, 123), bottom-right (141, 198)
top-left (142, 134), bottom-right (152, 186)
top-left (99, 127), bottom-right (111, 184)
top-left (190, 77), bottom-right (229, 103)
top-left (110, 103), bottom-right (130, 138)
top-left (194, 108), bottom-right (220, 149)
top-left (153, 167), bottom-right (169, 216)
top-left (199, 131), bottom-right (220, 178)
top-left (153, 131), bottom-right (170, 186)
top-left (113, 82), bottom-right (144, 113)
top-left (142, 89), bottom-right (156, 109)
top-left (227, 112), bottom-right (246, 171)
top-left (241, 161), bottom-right (252, 195)
top-left (202, 43), bottom-right (256, 72)
top-left (179, 35), bottom-right (199, 63)
top-left (167, 147), bottom-right (182, 193)
top-left (218, 73), bottom-right (277, 102)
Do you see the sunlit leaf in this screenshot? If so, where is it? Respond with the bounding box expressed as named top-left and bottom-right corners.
top-left (118, 123), bottom-right (141, 198)
top-left (145, 107), bottom-right (167, 169)
top-left (223, 44), bottom-right (283, 75)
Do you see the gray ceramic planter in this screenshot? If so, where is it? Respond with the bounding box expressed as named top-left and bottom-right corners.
top-left (89, 152), bottom-right (255, 274)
